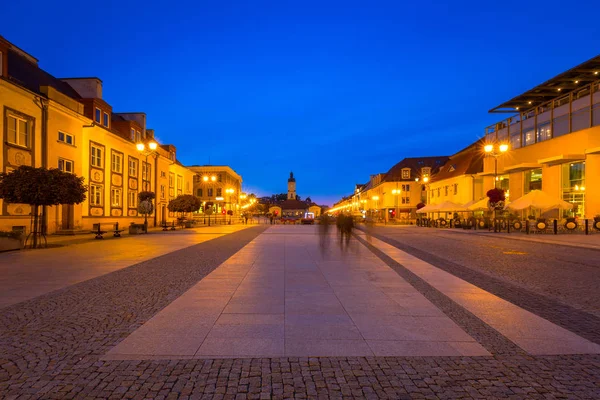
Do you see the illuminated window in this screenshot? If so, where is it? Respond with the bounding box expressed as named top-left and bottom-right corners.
top-left (95, 108), bottom-right (101, 123)
top-left (111, 152), bottom-right (122, 173)
top-left (90, 184), bottom-right (103, 206)
top-left (58, 131), bottom-right (74, 145)
top-left (58, 158), bottom-right (74, 173)
top-left (129, 158), bottom-right (138, 177)
top-left (103, 112), bottom-right (109, 128)
top-left (401, 169), bottom-right (410, 179)
top-left (7, 113), bottom-right (30, 148)
top-left (91, 145), bottom-right (103, 168)
top-left (128, 191), bottom-right (137, 208)
top-left (111, 187), bottom-right (122, 207)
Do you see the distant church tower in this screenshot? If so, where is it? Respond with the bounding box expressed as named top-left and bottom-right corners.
top-left (287, 172), bottom-right (297, 200)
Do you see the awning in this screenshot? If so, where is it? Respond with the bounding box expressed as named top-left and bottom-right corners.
top-left (504, 163), bottom-right (542, 173)
top-left (585, 146), bottom-right (600, 155)
top-left (538, 154), bottom-right (585, 166)
top-left (416, 204), bottom-right (438, 213)
top-left (435, 201), bottom-right (467, 212)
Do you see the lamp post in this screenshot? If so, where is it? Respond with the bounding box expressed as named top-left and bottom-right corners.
top-left (372, 196), bottom-right (379, 221)
top-left (484, 143), bottom-right (509, 231)
top-left (226, 188), bottom-right (234, 224)
top-left (484, 143), bottom-right (509, 189)
top-left (136, 141), bottom-right (158, 232)
top-left (391, 186), bottom-right (401, 222)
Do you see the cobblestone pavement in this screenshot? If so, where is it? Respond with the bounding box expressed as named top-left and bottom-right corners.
top-left (1, 226), bottom-right (600, 399)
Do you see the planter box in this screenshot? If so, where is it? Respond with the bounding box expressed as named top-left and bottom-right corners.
top-left (0, 236), bottom-right (23, 252)
top-left (129, 224), bottom-right (145, 235)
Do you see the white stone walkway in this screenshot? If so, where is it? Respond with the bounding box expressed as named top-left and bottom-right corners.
top-left (105, 226), bottom-right (489, 359)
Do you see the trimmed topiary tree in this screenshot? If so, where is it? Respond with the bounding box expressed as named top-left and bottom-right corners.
top-left (138, 191), bottom-right (156, 233)
top-left (168, 195), bottom-right (202, 226)
top-left (0, 166), bottom-right (87, 248)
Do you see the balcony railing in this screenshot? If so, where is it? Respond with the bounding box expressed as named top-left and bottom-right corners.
top-left (485, 80), bottom-right (600, 149)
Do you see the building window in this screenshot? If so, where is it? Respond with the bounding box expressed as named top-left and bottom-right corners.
top-left (169, 173), bottom-right (174, 187)
top-left (402, 184), bottom-right (410, 192)
top-left (111, 152), bottom-right (122, 173)
top-left (111, 187), bottom-right (122, 207)
top-left (177, 176), bottom-right (183, 194)
top-left (58, 131), bottom-right (74, 145)
top-left (524, 168), bottom-right (542, 194)
top-left (401, 169), bottom-right (410, 179)
top-left (128, 158), bottom-right (138, 177)
top-left (561, 162), bottom-right (585, 218)
top-left (7, 113), bottom-right (30, 148)
top-left (437, 188), bottom-right (440, 197)
top-left (161, 184), bottom-right (166, 199)
top-left (453, 184), bottom-right (458, 195)
top-left (90, 184), bottom-right (103, 206)
top-left (58, 158), bottom-right (74, 173)
top-left (160, 171), bottom-right (166, 178)
top-left (91, 144), bottom-right (103, 168)
top-left (444, 186), bottom-right (448, 196)
top-left (498, 175), bottom-right (509, 192)
top-left (421, 167), bottom-right (431, 178)
top-left (128, 191), bottom-right (137, 208)
top-left (95, 108), bottom-right (101, 123)
top-left (130, 128), bottom-right (135, 141)
top-left (208, 188), bottom-right (213, 197)
top-left (103, 112), bottom-right (109, 128)
top-left (218, 174), bottom-right (222, 182)
top-left (197, 188), bottom-right (203, 197)
top-left (216, 188), bottom-right (222, 197)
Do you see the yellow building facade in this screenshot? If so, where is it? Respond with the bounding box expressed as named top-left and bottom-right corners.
top-left (0, 35), bottom-right (196, 235)
top-left (482, 55), bottom-right (600, 219)
top-left (188, 165), bottom-right (243, 216)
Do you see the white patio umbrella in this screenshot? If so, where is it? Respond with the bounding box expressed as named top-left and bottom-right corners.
top-left (506, 190), bottom-right (574, 211)
top-left (467, 197), bottom-right (490, 211)
top-left (435, 201), bottom-right (466, 212)
top-left (416, 203), bottom-right (438, 214)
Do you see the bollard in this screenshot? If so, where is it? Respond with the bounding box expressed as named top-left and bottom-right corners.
top-left (585, 219), bottom-right (589, 235)
top-left (553, 219), bottom-right (558, 234)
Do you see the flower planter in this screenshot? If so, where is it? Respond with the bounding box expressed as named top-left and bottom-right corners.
top-left (0, 236), bottom-right (23, 252)
top-left (129, 224), bottom-right (145, 235)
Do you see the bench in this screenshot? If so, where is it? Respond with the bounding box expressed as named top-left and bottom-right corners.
top-left (91, 222), bottom-right (124, 239)
top-left (161, 221), bottom-right (177, 231)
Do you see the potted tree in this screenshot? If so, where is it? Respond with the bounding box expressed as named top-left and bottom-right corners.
top-left (137, 191), bottom-right (155, 233)
top-left (0, 166), bottom-right (86, 248)
top-left (487, 188), bottom-right (506, 232)
top-left (168, 194), bottom-right (202, 228)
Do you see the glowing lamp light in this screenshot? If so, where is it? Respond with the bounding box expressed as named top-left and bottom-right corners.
top-left (211, 176), bottom-right (216, 182)
top-left (423, 177), bottom-right (429, 183)
top-left (372, 196), bottom-right (379, 201)
top-left (148, 141), bottom-right (158, 150)
top-left (484, 144), bottom-right (494, 153)
top-left (499, 144), bottom-right (509, 153)
top-left (203, 176), bottom-right (209, 182)
top-left (136, 143), bottom-right (145, 151)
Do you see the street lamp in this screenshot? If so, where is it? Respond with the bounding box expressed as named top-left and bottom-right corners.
top-left (484, 143), bottom-right (509, 188)
top-left (484, 143), bottom-right (509, 232)
top-left (372, 196), bottom-right (379, 221)
top-left (136, 140), bottom-right (158, 232)
top-left (391, 187), bottom-right (401, 221)
top-left (225, 188), bottom-right (234, 224)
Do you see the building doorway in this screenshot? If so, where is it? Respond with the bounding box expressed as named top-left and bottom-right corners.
top-left (161, 205), bottom-right (167, 225)
top-left (61, 204), bottom-right (74, 230)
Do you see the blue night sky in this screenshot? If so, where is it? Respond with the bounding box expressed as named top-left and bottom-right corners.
top-left (3, 1), bottom-right (598, 205)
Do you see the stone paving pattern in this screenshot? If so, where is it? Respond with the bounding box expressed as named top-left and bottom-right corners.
top-left (1, 226), bottom-right (600, 398)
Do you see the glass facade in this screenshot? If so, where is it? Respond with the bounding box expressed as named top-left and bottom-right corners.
top-left (561, 162), bottom-right (585, 217)
top-left (524, 168), bottom-right (542, 194)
